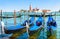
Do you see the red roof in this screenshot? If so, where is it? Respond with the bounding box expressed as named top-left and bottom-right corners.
top-left (42, 10), bottom-right (51, 13)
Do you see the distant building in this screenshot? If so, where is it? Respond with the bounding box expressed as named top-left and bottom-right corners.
top-left (20, 9), bottom-right (27, 12)
top-left (29, 4), bottom-right (32, 11)
top-left (28, 4), bottom-right (40, 12)
top-left (20, 9), bottom-right (24, 12)
top-left (59, 10), bottom-right (60, 12)
top-left (32, 9), bottom-right (35, 11)
top-left (36, 8), bottom-right (39, 11)
top-left (32, 8), bottom-right (39, 12)
top-left (42, 10), bottom-right (51, 13)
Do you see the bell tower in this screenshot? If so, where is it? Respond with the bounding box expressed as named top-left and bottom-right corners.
top-left (29, 4), bottom-right (32, 11)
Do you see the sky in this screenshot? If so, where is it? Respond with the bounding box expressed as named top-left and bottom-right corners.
top-left (0, 0), bottom-right (60, 12)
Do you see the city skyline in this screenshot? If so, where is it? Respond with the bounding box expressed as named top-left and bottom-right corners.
top-left (0, 0), bottom-right (60, 12)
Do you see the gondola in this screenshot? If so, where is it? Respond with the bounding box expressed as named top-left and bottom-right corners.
top-left (4, 17), bottom-right (35, 34)
top-left (21, 17), bottom-right (35, 26)
top-left (29, 16), bottom-right (43, 35)
top-left (16, 16), bottom-right (44, 39)
top-left (0, 21), bottom-right (13, 38)
top-left (4, 25), bottom-right (26, 34)
top-left (47, 16), bottom-right (57, 37)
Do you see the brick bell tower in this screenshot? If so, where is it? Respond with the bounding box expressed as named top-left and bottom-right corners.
top-left (29, 4), bottom-right (32, 11)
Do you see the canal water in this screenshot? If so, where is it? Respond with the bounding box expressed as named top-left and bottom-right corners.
top-left (0, 12), bottom-right (60, 39)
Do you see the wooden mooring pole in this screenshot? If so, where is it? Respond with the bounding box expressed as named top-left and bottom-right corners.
top-left (0, 10), bottom-right (2, 21)
top-left (42, 10), bottom-right (47, 39)
top-left (14, 10), bottom-right (16, 25)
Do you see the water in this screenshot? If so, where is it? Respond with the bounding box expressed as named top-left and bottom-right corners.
top-left (0, 12), bottom-right (60, 39)
top-left (56, 16), bottom-right (60, 39)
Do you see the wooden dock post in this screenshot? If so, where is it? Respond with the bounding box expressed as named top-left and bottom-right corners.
top-left (42, 10), bottom-right (46, 28)
top-left (0, 10), bottom-right (2, 35)
top-left (0, 10), bottom-right (2, 21)
top-left (19, 12), bottom-right (21, 24)
top-left (42, 10), bottom-right (48, 39)
top-left (14, 10), bottom-right (16, 25)
top-left (55, 12), bottom-right (56, 21)
top-left (6, 14), bottom-right (8, 26)
top-left (42, 10), bottom-right (51, 27)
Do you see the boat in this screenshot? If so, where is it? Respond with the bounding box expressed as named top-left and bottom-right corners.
top-left (29, 16), bottom-right (43, 35)
top-left (4, 25), bottom-right (26, 34)
top-left (21, 17), bottom-right (35, 26)
top-left (0, 21), bottom-right (12, 38)
top-left (47, 16), bottom-right (57, 37)
top-left (15, 16), bottom-right (44, 39)
top-left (4, 17), bottom-right (35, 34)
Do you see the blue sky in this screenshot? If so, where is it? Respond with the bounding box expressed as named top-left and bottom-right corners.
top-left (0, 0), bottom-right (60, 12)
